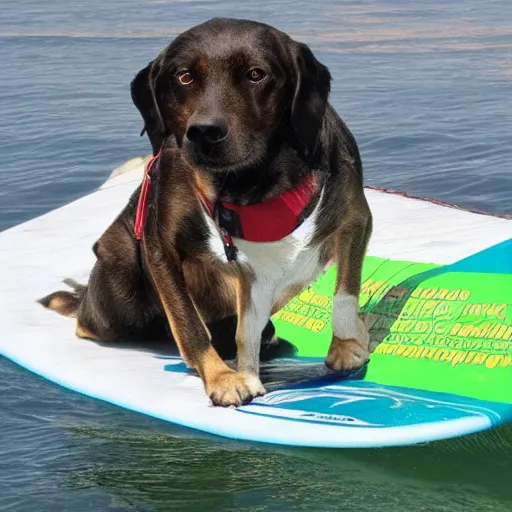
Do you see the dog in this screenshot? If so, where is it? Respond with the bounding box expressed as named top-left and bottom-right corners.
top-left (40, 18), bottom-right (372, 407)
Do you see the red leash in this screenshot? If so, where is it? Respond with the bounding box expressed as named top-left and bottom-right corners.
top-left (134, 153), bottom-right (160, 241)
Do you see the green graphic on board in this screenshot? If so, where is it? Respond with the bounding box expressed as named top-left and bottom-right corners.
top-left (272, 256), bottom-right (512, 404)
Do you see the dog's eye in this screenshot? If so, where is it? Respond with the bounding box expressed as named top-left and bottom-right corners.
top-left (247, 68), bottom-right (266, 83)
top-left (177, 71), bottom-right (194, 85)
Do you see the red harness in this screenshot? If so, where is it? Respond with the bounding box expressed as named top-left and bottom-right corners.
top-left (134, 154), bottom-right (316, 259)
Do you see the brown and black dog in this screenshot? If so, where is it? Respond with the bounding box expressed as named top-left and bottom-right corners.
top-left (40, 18), bottom-right (372, 407)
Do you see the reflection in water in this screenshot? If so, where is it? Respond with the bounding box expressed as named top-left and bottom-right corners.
top-left (65, 422), bottom-right (512, 511)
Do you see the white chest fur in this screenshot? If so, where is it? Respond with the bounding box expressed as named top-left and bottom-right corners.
top-left (203, 190), bottom-right (326, 309)
top-left (235, 191), bottom-right (325, 308)
top-left (235, 214), bottom-right (324, 306)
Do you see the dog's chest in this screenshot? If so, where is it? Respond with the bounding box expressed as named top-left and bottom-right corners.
top-left (205, 204), bottom-right (325, 304)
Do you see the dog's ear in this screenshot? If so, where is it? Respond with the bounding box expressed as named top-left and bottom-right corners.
top-left (290, 43), bottom-right (331, 155)
top-left (130, 60), bottom-right (167, 155)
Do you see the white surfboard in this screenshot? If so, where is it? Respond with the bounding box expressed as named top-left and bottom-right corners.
top-left (1, 157), bottom-right (510, 447)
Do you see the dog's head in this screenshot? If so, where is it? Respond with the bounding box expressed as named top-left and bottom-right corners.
top-left (131, 18), bottom-right (331, 171)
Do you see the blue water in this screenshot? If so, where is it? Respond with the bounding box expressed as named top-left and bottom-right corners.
top-left (1, 1), bottom-right (511, 510)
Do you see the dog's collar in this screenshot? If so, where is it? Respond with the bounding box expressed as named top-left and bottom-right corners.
top-left (199, 176), bottom-right (316, 241)
top-left (134, 154), bottom-right (317, 261)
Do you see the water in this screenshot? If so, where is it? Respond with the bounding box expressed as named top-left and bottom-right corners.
top-left (1, 1), bottom-right (511, 510)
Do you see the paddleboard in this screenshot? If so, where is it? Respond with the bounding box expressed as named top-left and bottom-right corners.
top-left (1, 157), bottom-right (511, 447)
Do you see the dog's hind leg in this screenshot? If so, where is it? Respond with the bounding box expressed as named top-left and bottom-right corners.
top-left (75, 321), bottom-right (101, 340)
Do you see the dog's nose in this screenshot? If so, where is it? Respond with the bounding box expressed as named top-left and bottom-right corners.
top-left (186, 119), bottom-right (228, 145)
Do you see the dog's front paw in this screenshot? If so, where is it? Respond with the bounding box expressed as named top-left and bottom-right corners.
top-left (325, 337), bottom-right (369, 372)
top-left (206, 370), bottom-right (266, 407)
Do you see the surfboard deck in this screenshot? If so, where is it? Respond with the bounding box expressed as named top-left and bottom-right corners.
top-left (1, 157), bottom-right (511, 447)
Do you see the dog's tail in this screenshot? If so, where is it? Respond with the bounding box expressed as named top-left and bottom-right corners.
top-left (38, 278), bottom-right (86, 317)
